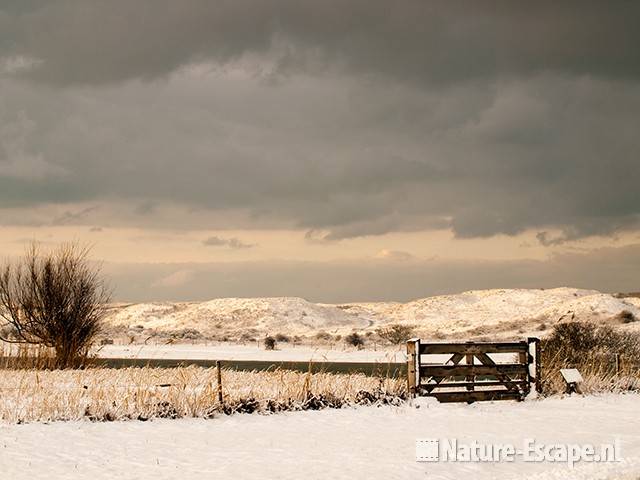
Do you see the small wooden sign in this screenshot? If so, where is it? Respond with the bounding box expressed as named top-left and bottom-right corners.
top-left (560, 368), bottom-right (583, 394)
top-left (560, 368), bottom-right (583, 384)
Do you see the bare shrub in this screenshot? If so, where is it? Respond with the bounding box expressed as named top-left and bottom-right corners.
top-left (170, 328), bottom-right (203, 340)
top-left (542, 322), bottom-right (640, 364)
top-left (614, 292), bottom-right (640, 299)
top-left (541, 322), bottom-right (640, 394)
top-left (615, 310), bottom-right (637, 324)
top-left (432, 330), bottom-right (448, 340)
top-left (315, 331), bottom-right (333, 341)
top-left (239, 333), bottom-right (256, 344)
top-left (376, 324), bottom-right (416, 344)
top-left (0, 243), bottom-right (111, 368)
top-left (275, 333), bottom-right (290, 343)
top-left (264, 336), bottom-right (277, 350)
top-left (345, 332), bottom-right (365, 349)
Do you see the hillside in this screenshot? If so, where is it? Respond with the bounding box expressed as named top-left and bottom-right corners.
top-left (103, 288), bottom-right (640, 343)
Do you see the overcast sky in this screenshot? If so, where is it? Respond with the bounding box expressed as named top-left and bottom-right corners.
top-left (1, 1), bottom-right (639, 302)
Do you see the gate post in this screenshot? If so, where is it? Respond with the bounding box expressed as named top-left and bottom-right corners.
top-left (527, 337), bottom-right (543, 394)
top-left (407, 338), bottom-right (421, 397)
top-left (534, 338), bottom-right (542, 394)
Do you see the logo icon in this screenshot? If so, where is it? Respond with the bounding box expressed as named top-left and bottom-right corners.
top-left (416, 439), bottom-right (439, 462)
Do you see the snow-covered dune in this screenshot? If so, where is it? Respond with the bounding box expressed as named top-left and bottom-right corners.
top-left (353, 288), bottom-right (640, 334)
top-left (104, 288), bottom-right (640, 340)
top-left (106, 297), bottom-right (373, 338)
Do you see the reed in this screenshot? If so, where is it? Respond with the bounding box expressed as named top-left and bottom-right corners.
top-left (0, 366), bottom-right (406, 423)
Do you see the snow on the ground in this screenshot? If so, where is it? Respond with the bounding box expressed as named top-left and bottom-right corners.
top-left (96, 343), bottom-right (407, 363)
top-left (104, 288), bottom-right (640, 340)
top-left (1, 394), bottom-right (639, 480)
top-left (95, 343), bottom-right (518, 364)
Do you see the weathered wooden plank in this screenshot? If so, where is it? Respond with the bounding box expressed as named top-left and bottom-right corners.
top-left (430, 390), bottom-right (524, 403)
top-left (421, 364), bottom-right (528, 377)
top-left (473, 352), bottom-right (522, 392)
top-left (420, 342), bottom-right (528, 355)
top-left (422, 352), bottom-right (465, 393)
top-left (420, 380), bottom-right (528, 389)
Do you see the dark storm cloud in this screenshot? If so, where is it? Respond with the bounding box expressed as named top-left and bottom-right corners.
top-left (0, 1), bottom-right (639, 241)
top-left (2, 1), bottom-right (640, 85)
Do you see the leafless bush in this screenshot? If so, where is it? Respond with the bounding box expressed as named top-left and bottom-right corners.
top-left (275, 333), bottom-right (290, 343)
top-left (315, 331), bottom-right (333, 341)
top-left (239, 333), bottom-right (256, 343)
top-left (615, 310), bottom-right (637, 324)
top-left (0, 243), bottom-right (111, 368)
top-left (169, 328), bottom-right (203, 340)
top-left (345, 332), bottom-right (365, 349)
top-left (376, 324), bottom-right (416, 344)
top-left (541, 322), bottom-right (640, 394)
top-left (264, 336), bottom-right (277, 350)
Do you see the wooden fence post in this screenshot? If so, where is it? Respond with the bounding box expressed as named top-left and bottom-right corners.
top-left (216, 360), bottom-right (224, 405)
top-left (406, 338), bottom-right (420, 397)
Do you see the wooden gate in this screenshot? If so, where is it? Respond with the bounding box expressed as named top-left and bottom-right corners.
top-left (407, 338), bottom-right (542, 403)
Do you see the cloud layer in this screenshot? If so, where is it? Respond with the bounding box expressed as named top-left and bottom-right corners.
top-left (1, 1), bottom-right (639, 244)
top-left (105, 243), bottom-right (640, 303)
top-left (3, 1), bottom-right (640, 86)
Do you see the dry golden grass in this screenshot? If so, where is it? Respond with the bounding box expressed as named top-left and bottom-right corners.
top-left (0, 366), bottom-right (406, 423)
top-left (540, 322), bottom-right (640, 395)
top-left (541, 351), bottom-right (640, 394)
top-left (0, 342), bottom-right (57, 369)
top-left (3, 320), bottom-right (640, 424)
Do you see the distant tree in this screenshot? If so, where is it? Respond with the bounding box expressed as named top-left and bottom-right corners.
top-left (0, 243), bottom-right (111, 368)
top-left (345, 332), bottom-right (365, 349)
top-left (376, 324), bottom-right (416, 344)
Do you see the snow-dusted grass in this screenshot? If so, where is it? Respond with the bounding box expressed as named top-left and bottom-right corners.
top-left (1, 394), bottom-right (639, 480)
top-left (0, 366), bottom-right (405, 423)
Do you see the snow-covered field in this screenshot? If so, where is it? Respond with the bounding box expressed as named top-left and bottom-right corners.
top-left (1, 394), bottom-right (639, 480)
top-left (97, 343), bottom-right (407, 363)
top-left (104, 288), bottom-right (640, 341)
